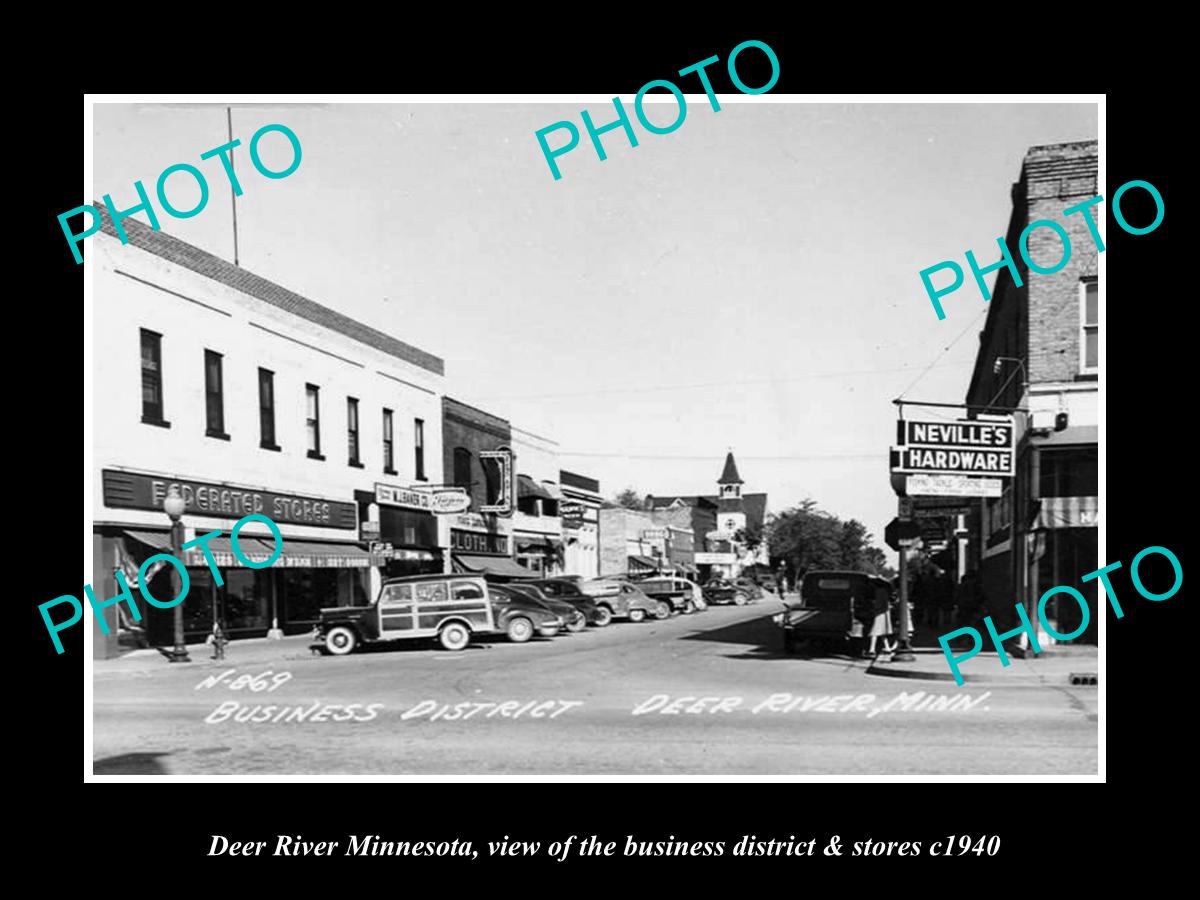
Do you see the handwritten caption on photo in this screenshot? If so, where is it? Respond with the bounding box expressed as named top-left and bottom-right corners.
top-left (939, 543), bottom-right (1182, 685)
top-left (41, 513), bottom-right (285, 654)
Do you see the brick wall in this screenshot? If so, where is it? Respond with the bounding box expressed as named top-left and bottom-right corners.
top-left (441, 397), bottom-right (511, 511)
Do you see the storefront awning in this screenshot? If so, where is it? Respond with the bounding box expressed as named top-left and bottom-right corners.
top-left (628, 554), bottom-right (658, 571)
top-left (183, 537), bottom-right (382, 568)
top-left (124, 530), bottom-right (173, 552)
top-left (453, 554), bottom-right (537, 578)
top-left (1034, 496), bottom-right (1098, 530)
top-left (517, 474), bottom-right (555, 501)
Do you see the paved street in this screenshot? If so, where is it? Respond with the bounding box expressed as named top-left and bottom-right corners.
top-left (93, 598), bottom-right (1097, 776)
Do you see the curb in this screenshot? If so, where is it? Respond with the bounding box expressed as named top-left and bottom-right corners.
top-left (865, 658), bottom-right (1092, 686)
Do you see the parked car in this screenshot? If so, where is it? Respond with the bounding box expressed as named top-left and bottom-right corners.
top-left (754, 573), bottom-right (780, 594)
top-left (313, 574), bottom-right (495, 655)
top-left (636, 576), bottom-right (700, 614)
top-left (523, 578), bottom-right (611, 626)
top-left (505, 583), bottom-right (587, 633)
top-left (732, 577), bottom-right (764, 602)
top-left (776, 570), bottom-right (888, 654)
top-left (579, 578), bottom-right (660, 622)
top-left (703, 578), bottom-right (753, 606)
top-left (485, 584), bottom-right (562, 642)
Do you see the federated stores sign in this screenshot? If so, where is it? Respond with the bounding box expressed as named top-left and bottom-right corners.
top-left (890, 417), bottom-right (1015, 477)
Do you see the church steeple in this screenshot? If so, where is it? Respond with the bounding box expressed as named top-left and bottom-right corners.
top-left (718, 451), bottom-right (743, 500)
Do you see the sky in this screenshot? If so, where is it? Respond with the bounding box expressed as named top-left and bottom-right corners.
top-left (92, 100), bottom-right (1098, 547)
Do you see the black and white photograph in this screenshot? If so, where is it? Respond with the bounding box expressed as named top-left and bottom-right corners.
top-left (83, 95), bottom-right (1103, 777)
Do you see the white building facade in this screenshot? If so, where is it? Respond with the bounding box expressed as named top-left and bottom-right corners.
top-left (91, 209), bottom-right (445, 657)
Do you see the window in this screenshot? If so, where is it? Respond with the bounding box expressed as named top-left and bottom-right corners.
top-left (451, 581), bottom-right (485, 601)
top-left (204, 350), bottom-right (228, 438)
top-left (258, 368), bottom-right (278, 450)
top-left (382, 409), bottom-right (396, 474)
top-left (380, 584), bottom-right (413, 606)
top-left (140, 329), bottom-right (167, 426)
top-left (415, 582), bottom-right (448, 603)
top-left (414, 418), bottom-right (426, 480)
top-left (347, 397), bottom-right (361, 467)
top-left (453, 447), bottom-right (473, 488)
top-left (306, 384), bottom-right (323, 459)
top-left (1080, 278), bottom-right (1098, 374)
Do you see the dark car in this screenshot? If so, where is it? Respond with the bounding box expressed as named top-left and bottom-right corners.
top-left (580, 578), bottom-right (662, 622)
top-left (486, 584), bottom-right (562, 642)
top-left (703, 579), bottom-right (753, 606)
top-left (506, 583), bottom-right (587, 633)
top-left (776, 570), bottom-right (887, 654)
top-left (635, 577), bottom-right (698, 614)
top-left (523, 578), bottom-right (611, 626)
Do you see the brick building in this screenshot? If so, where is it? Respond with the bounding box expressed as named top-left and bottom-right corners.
top-left (963, 140), bottom-right (1099, 643)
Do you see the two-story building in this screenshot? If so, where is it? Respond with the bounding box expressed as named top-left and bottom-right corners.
top-left (91, 207), bottom-right (444, 657)
top-left (560, 470), bottom-right (602, 579)
top-left (963, 140), bottom-right (1099, 644)
top-left (511, 427), bottom-right (564, 576)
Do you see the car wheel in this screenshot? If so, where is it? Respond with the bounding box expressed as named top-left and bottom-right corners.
top-left (566, 616), bottom-right (587, 633)
top-left (324, 626), bottom-right (357, 656)
top-left (438, 622), bottom-right (471, 651)
top-left (654, 601), bottom-right (671, 620)
top-left (629, 608), bottom-right (647, 623)
top-left (593, 606), bottom-right (613, 627)
top-left (506, 616), bottom-right (534, 643)
top-left (683, 599), bottom-right (695, 614)
top-left (733, 592), bottom-right (748, 606)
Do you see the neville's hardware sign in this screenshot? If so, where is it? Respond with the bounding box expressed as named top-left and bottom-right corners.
top-left (891, 416), bottom-right (1015, 478)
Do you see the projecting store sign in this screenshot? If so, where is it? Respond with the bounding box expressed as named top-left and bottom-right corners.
top-left (892, 416), bottom-right (1015, 477)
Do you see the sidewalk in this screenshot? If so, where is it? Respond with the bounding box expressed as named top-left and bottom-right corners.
top-left (93, 634), bottom-right (318, 674)
top-left (867, 644), bottom-right (1099, 685)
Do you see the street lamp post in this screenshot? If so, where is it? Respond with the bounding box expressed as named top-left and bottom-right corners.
top-left (163, 487), bottom-right (190, 663)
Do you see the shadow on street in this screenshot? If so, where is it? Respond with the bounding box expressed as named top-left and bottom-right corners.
top-left (94, 751), bottom-right (172, 775)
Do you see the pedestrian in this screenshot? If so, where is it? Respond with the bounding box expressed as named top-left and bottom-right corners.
top-left (865, 582), bottom-right (896, 656)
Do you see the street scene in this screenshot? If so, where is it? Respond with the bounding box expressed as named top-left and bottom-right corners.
top-left (87, 101), bottom-right (1100, 777)
top-left (94, 598), bottom-right (1096, 775)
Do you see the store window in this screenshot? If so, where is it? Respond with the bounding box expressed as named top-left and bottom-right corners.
top-left (205, 349), bottom-right (227, 438)
top-left (1040, 448), bottom-right (1098, 498)
top-left (223, 568), bottom-right (271, 632)
top-left (140, 328), bottom-right (166, 425)
top-left (1080, 278), bottom-right (1098, 374)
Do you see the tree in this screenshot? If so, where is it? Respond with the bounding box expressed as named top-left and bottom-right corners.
top-left (614, 488), bottom-right (647, 510)
top-left (767, 500), bottom-right (894, 580)
top-left (733, 521), bottom-right (763, 550)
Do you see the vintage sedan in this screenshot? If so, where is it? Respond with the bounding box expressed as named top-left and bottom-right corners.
top-left (578, 579), bottom-right (661, 622)
top-left (313, 574), bottom-right (495, 655)
top-left (505, 583), bottom-right (587, 633)
top-left (703, 579), bottom-right (754, 606)
top-left (485, 584), bottom-right (562, 642)
top-left (522, 578), bottom-right (612, 626)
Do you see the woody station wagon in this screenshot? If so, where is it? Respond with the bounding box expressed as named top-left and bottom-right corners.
top-left (313, 574), bottom-right (496, 654)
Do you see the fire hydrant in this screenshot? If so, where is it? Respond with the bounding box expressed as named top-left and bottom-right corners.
top-left (210, 622), bottom-right (229, 660)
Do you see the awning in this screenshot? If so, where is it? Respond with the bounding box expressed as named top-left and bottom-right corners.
top-left (1031, 425), bottom-right (1098, 447)
top-left (628, 554), bottom-right (658, 571)
top-left (1034, 496), bottom-right (1098, 530)
top-left (516, 536), bottom-right (562, 552)
top-left (518, 474), bottom-right (555, 501)
top-left (183, 537), bottom-right (381, 568)
top-left (453, 554), bottom-right (537, 579)
top-left (124, 530), bottom-right (173, 552)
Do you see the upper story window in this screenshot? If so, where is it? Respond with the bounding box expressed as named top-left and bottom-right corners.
top-left (453, 447), bottom-right (473, 488)
top-left (140, 328), bottom-right (167, 426)
top-left (347, 397), bottom-right (361, 467)
top-left (414, 418), bottom-right (426, 480)
top-left (306, 384), bottom-right (324, 460)
top-left (1080, 278), bottom-right (1098, 374)
top-left (258, 368), bottom-right (278, 450)
top-left (382, 408), bottom-right (396, 474)
top-left (204, 350), bottom-right (228, 439)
